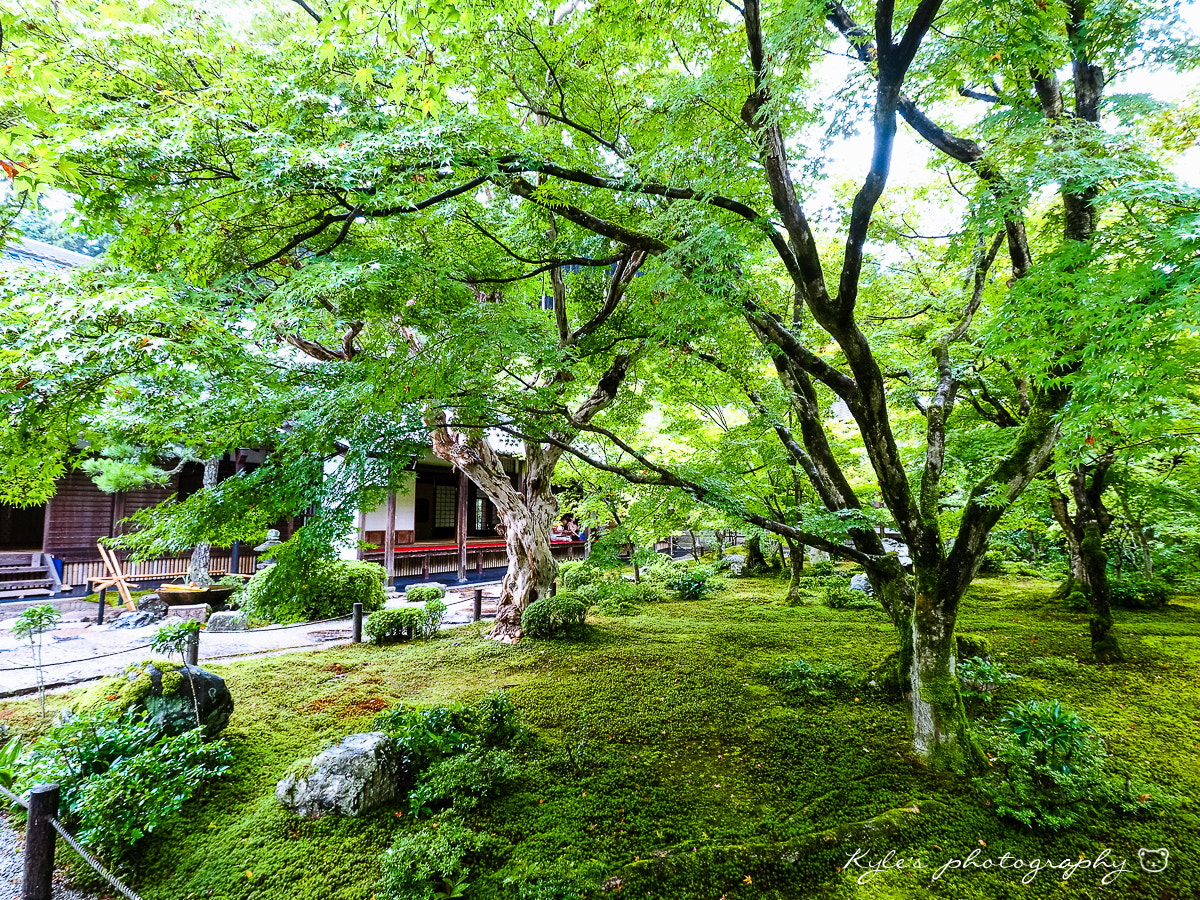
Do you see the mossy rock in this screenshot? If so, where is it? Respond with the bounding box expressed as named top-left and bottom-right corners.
top-left (955, 633), bottom-right (991, 662)
top-left (75, 658), bottom-right (234, 738)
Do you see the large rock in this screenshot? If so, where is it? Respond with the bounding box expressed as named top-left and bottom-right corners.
top-left (276, 732), bottom-right (399, 818)
top-left (76, 660), bottom-right (233, 738)
top-left (849, 574), bottom-right (874, 596)
top-left (136, 594), bottom-right (169, 618)
top-left (206, 610), bottom-right (249, 633)
top-left (109, 610), bottom-right (161, 630)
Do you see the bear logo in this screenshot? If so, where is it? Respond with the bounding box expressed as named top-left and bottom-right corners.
top-left (1138, 848), bottom-right (1169, 873)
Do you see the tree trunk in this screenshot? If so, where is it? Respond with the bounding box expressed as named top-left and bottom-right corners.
top-left (1049, 456), bottom-right (1123, 662)
top-left (491, 493), bottom-right (558, 641)
top-left (784, 537), bottom-right (805, 605)
top-left (744, 535), bottom-right (767, 573)
top-left (187, 456), bottom-right (220, 587)
top-left (908, 579), bottom-right (981, 771)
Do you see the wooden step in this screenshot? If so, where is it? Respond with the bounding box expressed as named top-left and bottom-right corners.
top-left (0, 579), bottom-right (55, 591)
top-left (0, 588), bottom-right (52, 600)
top-left (0, 566), bottom-right (50, 575)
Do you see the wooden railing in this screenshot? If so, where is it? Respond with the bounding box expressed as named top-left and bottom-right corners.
top-left (61, 551), bottom-right (258, 589)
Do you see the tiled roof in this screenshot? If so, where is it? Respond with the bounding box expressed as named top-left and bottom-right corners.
top-left (0, 238), bottom-right (93, 270)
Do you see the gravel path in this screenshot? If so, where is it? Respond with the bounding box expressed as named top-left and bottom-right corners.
top-left (1, 813), bottom-right (100, 900)
top-left (0, 583), bottom-right (502, 697)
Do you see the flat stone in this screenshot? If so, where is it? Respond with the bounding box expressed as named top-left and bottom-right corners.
top-left (205, 610), bottom-right (249, 633)
top-left (276, 731), bottom-right (399, 818)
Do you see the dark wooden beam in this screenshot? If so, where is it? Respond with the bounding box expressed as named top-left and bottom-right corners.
top-left (384, 490), bottom-right (397, 580)
top-left (457, 468), bottom-right (469, 582)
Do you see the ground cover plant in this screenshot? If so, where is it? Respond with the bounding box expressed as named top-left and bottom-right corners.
top-left (3, 574), bottom-right (1197, 899)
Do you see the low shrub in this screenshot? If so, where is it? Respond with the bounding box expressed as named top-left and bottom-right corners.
top-left (243, 558), bottom-right (386, 623)
top-left (557, 561), bottom-right (588, 591)
top-left (822, 579), bottom-right (877, 610)
top-left (378, 819), bottom-right (486, 900)
top-left (789, 574), bottom-right (874, 609)
top-left (981, 699), bottom-right (1172, 829)
top-left (14, 704), bottom-right (230, 866)
top-left (406, 584), bottom-right (446, 604)
top-left (771, 658), bottom-right (856, 702)
top-left (806, 560), bottom-right (835, 577)
top-left (640, 554), bottom-right (689, 584)
top-left (409, 746), bottom-right (522, 814)
top-left (1109, 573), bottom-right (1171, 609)
top-left (365, 608), bottom-right (421, 642)
top-left (665, 567), bottom-right (721, 601)
top-left (521, 594), bottom-right (588, 638)
top-left (957, 657), bottom-right (1019, 705)
top-left (212, 574), bottom-right (249, 609)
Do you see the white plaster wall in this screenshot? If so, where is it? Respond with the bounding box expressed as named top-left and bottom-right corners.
top-left (362, 473), bottom-right (417, 531)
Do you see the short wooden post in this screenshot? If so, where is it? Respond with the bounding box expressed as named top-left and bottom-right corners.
top-left (476, 550), bottom-right (484, 576)
top-left (473, 587), bottom-right (482, 622)
top-left (352, 602), bottom-right (363, 643)
top-left (185, 630), bottom-right (199, 666)
top-left (96, 588), bottom-right (106, 625)
top-left (422, 553), bottom-right (430, 581)
top-left (23, 783), bottom-right (59, 900)
top-left (550, 581), bottom-right (557, 597)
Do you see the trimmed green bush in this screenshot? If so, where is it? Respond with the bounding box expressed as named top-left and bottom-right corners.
top-left (243, 558), bottom-right (386, 623)
top-left (557, 561), bottom-right (587, 591)
top-left (520, 594), bottom-right (588, 638)
top-left (365, 598), bottom-right (448, 643)
top-left (365, 608), bottom-right (424, 643)
top-left (406, 584), bottom-right (445, 604)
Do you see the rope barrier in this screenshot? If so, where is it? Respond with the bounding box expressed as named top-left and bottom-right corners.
top-left (48, 816), bottom-right (147, 900)
top-left (0, 780), bottom-right (29, 809)
top-left (0, 642), bottom-right (153, 672)
top-left (0, 616), bottom-right (353, 672)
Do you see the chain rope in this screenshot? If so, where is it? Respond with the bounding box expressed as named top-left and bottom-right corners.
top-left (0, 780), bottom-right (29, 809)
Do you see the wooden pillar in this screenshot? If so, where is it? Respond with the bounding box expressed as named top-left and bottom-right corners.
top-left (456, 469), bottom-right (469, 583)
top-left (110, 492), bottom-right (127, 539)
top-left (356, 508), bottom-right (366, 561)
top-left (384, 490), bottom-right (397, 580)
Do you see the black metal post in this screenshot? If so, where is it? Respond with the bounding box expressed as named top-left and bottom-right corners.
top-left (96, 588), bottom-right (106, 625)
top-left (550, 581), bottom-right (557, 597)
top-left (352, 602), bottom-right (363, 643)
top-left (185, 630), bottom-right (199, 666)
top-left (473, 587), bottom-right (482, 622)
top-left (22, 783), bottom-right (59, 900)
top-left (229, 540), bottom-right (240, 576)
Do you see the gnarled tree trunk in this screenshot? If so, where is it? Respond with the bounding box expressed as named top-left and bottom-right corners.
top-left (426, 355), bottom-right (634, 642)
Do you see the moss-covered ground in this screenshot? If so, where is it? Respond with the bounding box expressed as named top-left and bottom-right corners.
top-left (4, 575), bottom-right (1198, 899)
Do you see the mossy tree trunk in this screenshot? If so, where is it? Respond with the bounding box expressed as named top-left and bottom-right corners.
top-left (784, 536), bottom-right (804, 605)
top-left (744, 535), bottom-right (768, 573)
top-left (187, 456), bottom-right (220, 587)
top-left (1049, 452), bottom-right (1123, 662)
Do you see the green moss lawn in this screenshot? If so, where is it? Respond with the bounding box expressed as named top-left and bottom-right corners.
top-left (6, 575), bottom-right (1199, 899)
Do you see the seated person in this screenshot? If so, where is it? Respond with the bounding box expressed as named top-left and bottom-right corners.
top-left (552, 513), bottom-right (581, 542)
